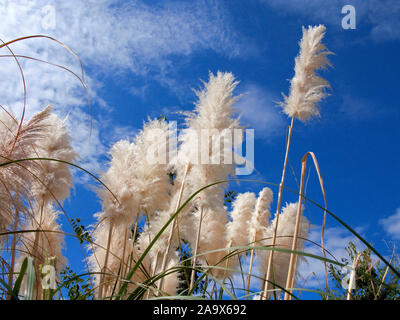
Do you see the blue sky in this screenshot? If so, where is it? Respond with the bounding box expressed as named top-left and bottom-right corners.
top-left (1, 0), bottom-right (400, 299)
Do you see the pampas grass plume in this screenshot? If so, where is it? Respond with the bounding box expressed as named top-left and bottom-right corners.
top-left (249, 187), bottom-right (273, 245)
top-left (261, 202), bottom-right (309, 293)
top-left (280, 25), bottom-right (332, 121)
top-left (30, 106), bottom-right (77, 204)
top-left (226, 192), bottom-right (256, 247)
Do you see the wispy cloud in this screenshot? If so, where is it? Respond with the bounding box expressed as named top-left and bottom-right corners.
top-left (298, 225), bottom-right (367, 289)
top-left (235, 84), bottom-right (286, 140)
top-left (380, 208), bottom-right (400, 240)
top-left (339, 94), bottom-right (379, 120)
top-left (0, 0), bottom-right (245, 174)
top-left (226, 224), bottom-right (368, 297)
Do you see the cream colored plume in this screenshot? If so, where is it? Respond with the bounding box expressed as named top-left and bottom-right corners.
top-left (16, 201), bottom-right (66, 271)
top-left (0, 108), bottom-right (45, 233)
top-left (280, 25), bottom-right (332, 121)
top-left (97, 118), bottom-right (172, 225)
top-left (131, 118), bottom-right (174, 216)
top-left (0, 107), bottom-right (75, 254)
top-left (172, 72), bottom-right (242, 274)
top-left (226, 192), bottom-right (256, 248)
top-left (193, 203), bottom-right (229, 278)
top-left (30, 106), bottom-right (77, 204)
top-left (260, 202), bottom-right (309, 295)
top-left (90, 118), bottom-right (173, 295)
top-left (249, 187), bottom-right (273, 246)
top-left (177, 71), bottom-right (240, 184)
top-left (88, 221), bottom-right (149, 298)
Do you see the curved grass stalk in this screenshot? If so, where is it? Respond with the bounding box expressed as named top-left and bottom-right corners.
top-left (190, 203), bottom-right (203, 291)
top-left (115, 178), bottom-right (400, 300)
top-left (305, 152), bottom-right (329, 295)
top-left (0, 34), bottom-right (90, 157)
top-left (0, 157), bottom-right (119, 286)
top-left (2, 165), bottom-right (396, 300)
top-left (186, 244), bottom-right (396, 299)
top-left (97, 222), bottom-right (114, 299)
top-left (264, 117), bottom-right (294, 299)
top-left (0, 38), bottom-right (27, 156)
top-left (158, 162), bottom-right (190, 293)
top-left (0, 35), bottom-right (91, 132)
top-left (0, 158), bottom-right (119, 203)
top-left (0, 54), bottom-right (88, 92)
top-left (284, 152), bottom-right (328, 299)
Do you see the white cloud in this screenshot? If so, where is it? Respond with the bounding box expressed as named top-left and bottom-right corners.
top-left (380, 208), bottom-right (400, 240)
top-left (222, 225), bottom-right (368, 297)
top-left (298, 225), bottom-right (366, 290)
top-left (0, 0), bottom-right (244, 175)
top-left (339, 94), bottom-right (381, 120)
top-left (235, 84), bottom-right (286, 139)
top-left (1, 0), bottom-right (242, 74)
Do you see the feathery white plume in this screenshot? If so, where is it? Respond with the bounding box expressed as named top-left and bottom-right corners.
top-left (17, 202), bottom-right (66, 271)
top-left (97, 139), bottom-right (140, 225)
top-left (30, 106), bottom-right (77, 204)
top-left (159, 252), bottom-right (180, 296)
top-left (226, 192), bottom-right (256, 247)
top-left (131, 118), bottom-right (174, 216)
top-left (177, 71), bottom-right (240, 186)
top-left (89, 221), bottom-right (154, 297)
top-left (0, 108), bottom-right (46, 232)
top-left (260, 202), bottom-right (309, 294)
top-left (1, 107), bottom-right (73, 252)
top-left (280, 25), bottom-right (332, 121)
top-left (97, 118), bottom-right (172, 225)
top-left (176, 72), bottom-right (241, 272)
top-left (17, 107), bottom-right (76, 286)
top-left (194, 203), bottom-right (229, 278)
top-left (249, 187), bottom-right (273, 246)
top-left (91, 118), bottom-right (173, 294)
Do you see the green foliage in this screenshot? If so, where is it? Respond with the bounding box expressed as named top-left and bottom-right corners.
top-left (323, 242), bottom-right (400, 300)
top-left (224, 190), bottom-right (237, 206)
top-left (71, 218), bottom-right (92, 244)
top-left (176, 241), bottom-right (206, 296)
top-left (11, 257), bottom-right (28, 300)
top-left (59, 267), bottom-right (94, 300)
top-left (168, 171), bottom-right (176, 185)
top-left (23, 257), bottom-right (36, 300)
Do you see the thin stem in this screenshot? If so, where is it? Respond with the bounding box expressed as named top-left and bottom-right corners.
top-left (98, 222), bottom-right (114, 299)
top-left (347, 252), bottom-right (362, 300)
top-left (190, 204), bottom-right (203, 291)
top-left (284, 153), bottom-right (307, 300)
top-left (263, 116), bottom-right (295, 299)
top-left (158, 162), bottom-right (191, 293)
top-left (246, 247), bottom-right (256, 300)
top-left (146, 253), bottom-right (159, 300)
top-left (118, 226), bottom-right (128, 292)
top-left (6, 211), bottom-right (19, 300)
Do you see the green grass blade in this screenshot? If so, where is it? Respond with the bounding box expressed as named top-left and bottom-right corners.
top-left (115, 180), bottom-right (224, 299)
top-left (12, 257), bottom-right (28, 300)
top-left (23, 257), bottom-right (36, 300)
